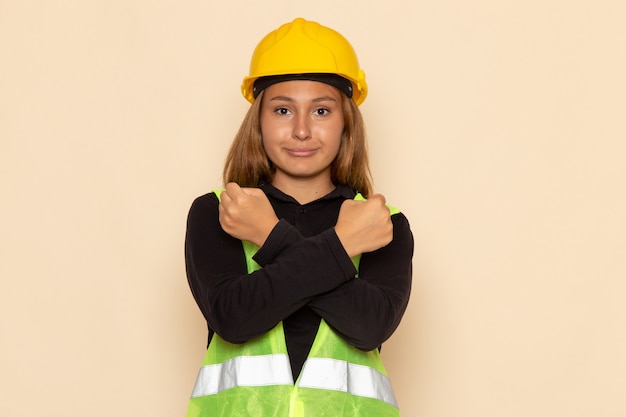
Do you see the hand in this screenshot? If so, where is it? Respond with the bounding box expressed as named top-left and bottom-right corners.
top-left (218, 183), bottom-right (279, 247)
top-left (334, 194), bottom-right (393, 258)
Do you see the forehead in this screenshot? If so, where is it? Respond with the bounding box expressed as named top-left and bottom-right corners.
top-left (263, 80), bottom-right (343, 101)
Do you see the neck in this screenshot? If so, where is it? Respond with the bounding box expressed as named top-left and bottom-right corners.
top-left (271, 176), bottom-right (335, 204)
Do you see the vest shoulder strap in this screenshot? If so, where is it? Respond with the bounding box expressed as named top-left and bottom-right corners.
top-left (354, 192), bottom-right (401, 215)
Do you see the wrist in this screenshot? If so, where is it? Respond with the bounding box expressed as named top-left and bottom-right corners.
top-left (334, 226), bottom-right (359, 258)
top-left (254, 218), bottom-right (279, 247)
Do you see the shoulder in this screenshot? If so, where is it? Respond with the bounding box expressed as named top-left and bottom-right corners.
top-left (391, 210), bottom-right (411, 229)
top-left (390, 209), bottom-right (413, 243)
top-left (187, 192), bottom-right (220, 221)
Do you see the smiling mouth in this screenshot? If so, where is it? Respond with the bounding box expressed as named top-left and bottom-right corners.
top-left (286, 148), bottom-right (318, 157)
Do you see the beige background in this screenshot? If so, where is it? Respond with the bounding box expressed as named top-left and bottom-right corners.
top-left (2, 1), bottom-right (625, 416)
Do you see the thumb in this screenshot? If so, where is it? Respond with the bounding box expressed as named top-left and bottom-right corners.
top-left (368, 193), bottom-right (387, 206)
top-left (224, 182), bottom-right (243, 199)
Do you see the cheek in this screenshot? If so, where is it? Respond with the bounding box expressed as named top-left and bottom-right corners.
top-left (331, 136), bottom-right (343, 159)
top-left (261, 119), bottom-right (288, 145)
top-left (260, 135), bottom-right (273, 161)
top-left (328, 123), bottom-right (345, 153)
top-left (259, 121), bottom-right (275, 149)
top-left (261, 131), bottom-right (277, 151)
top-left (260, 130), bottom-right (281, 164)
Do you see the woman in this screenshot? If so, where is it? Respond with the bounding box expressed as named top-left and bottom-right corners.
top-left (185, 17), bottom-right (413, 417)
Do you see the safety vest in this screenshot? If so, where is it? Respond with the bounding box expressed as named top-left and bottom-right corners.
top-left (186, 191), bottom-right (401, 417)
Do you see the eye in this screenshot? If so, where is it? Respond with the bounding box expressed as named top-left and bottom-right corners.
top-left (314, 108), bottom-right (330, 116)
top-left (274, 107), bottom-right (291, 115)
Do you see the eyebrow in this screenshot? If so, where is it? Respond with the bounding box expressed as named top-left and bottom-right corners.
top-left (268, 95), bottom-right (338, 103)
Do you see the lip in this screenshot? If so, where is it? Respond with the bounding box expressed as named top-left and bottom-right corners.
top-left (285, 148), bottom-right (318, 157)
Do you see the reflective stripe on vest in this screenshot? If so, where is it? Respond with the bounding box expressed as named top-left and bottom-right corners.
top-left (191, 353), bottom-right (293, 397)
top-left (191, 354), bottom-right (397, 408)
top-left (299, 357), bottom-right (398, 408)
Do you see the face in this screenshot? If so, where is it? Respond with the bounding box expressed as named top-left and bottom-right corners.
top-left (260, 80), bottom-right (345, 189)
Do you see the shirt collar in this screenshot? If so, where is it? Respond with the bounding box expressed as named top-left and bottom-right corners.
top-left (259, 183), bottom-right (356, 204)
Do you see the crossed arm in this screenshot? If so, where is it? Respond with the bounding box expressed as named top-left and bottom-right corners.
top-left (185, 183), bottom-right (413, 350)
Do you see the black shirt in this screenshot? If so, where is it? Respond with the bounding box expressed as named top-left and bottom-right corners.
top-left (185, 183), bottom-right (413, 379)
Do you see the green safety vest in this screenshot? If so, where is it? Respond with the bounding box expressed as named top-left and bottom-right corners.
top-left (186, 191), bottom-right (401, 417)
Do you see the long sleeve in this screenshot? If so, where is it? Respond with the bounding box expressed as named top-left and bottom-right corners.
top-left (307, 212), bottom-right (414, 351)
top-left (184, 192), bottom-right (356, 344)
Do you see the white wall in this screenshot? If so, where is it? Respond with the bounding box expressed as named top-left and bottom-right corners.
top-left (2, 1), bottom-right (625, 416)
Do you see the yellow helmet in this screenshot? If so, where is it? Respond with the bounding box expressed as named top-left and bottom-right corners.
top-left (241, 18), bottom-right (368, 105)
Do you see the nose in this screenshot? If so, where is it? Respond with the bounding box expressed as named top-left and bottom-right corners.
top-left (292, 114), bottom-right (311, 141)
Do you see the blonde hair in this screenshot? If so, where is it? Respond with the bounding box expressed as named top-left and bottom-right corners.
top-left (222, 90), bottom-right (373, 197)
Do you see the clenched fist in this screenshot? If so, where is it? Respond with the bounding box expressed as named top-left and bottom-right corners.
top-left (218, 182), bottom-right (279, 247)
top-left (334, 194), bottom-right (393, 258)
